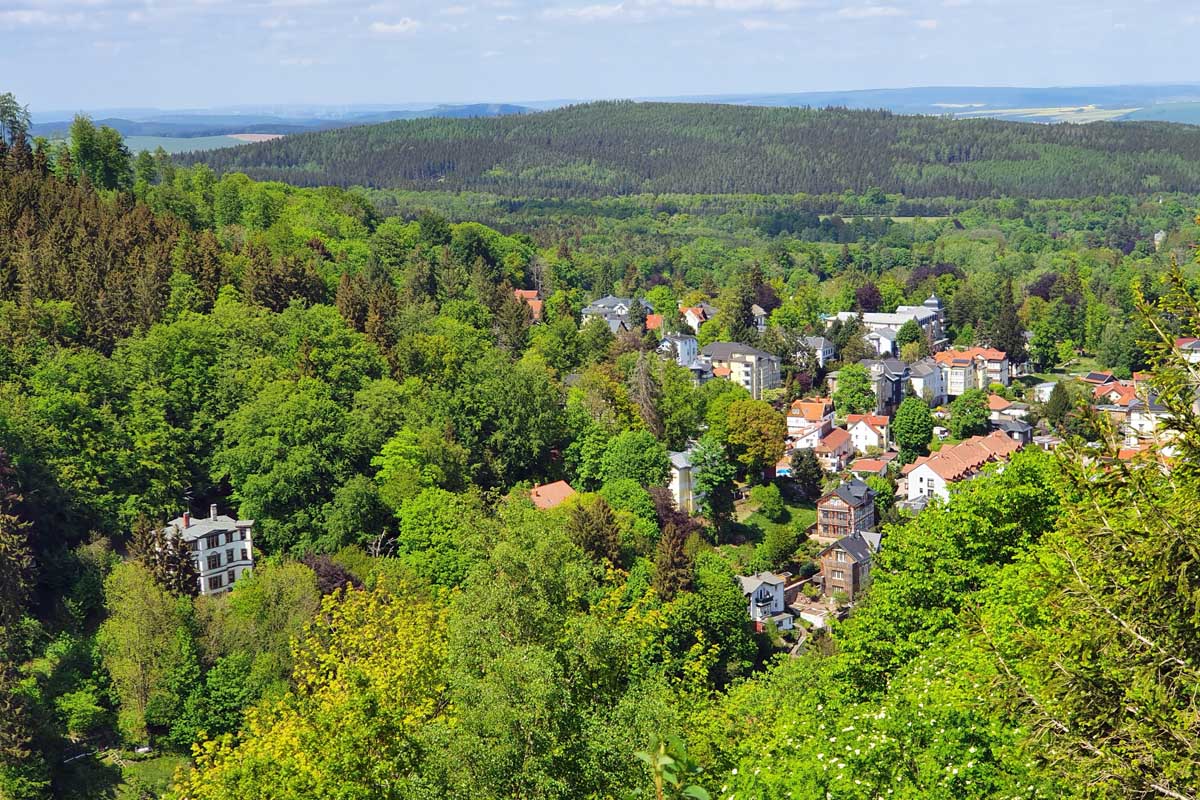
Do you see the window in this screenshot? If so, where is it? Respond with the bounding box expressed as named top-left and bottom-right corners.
top-left (831, 569), bottom-right (845, 581)
top-left (207, 553), bottom-right (221, 570)
top-left (240, 548), bottom-right (247, 561)
top-left (227, 569), bottom-right (236, 585)
top-left (836, 551), bottom-right (848, 563)
top-left (226, 548), bottom-right (234, 563)
top-left (238, 529), bottom-right (246, 541)
top-left (207, 575), bottom-right (223, 591)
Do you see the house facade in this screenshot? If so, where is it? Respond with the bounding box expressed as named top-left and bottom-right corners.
top-left (787, 398), bottom-right (834, 449)
top-left (164, 506), bottom-right (254, 597)
top-left (581, 295), bottom-right (654, 332)
top-left (814, 479), bottom-right (876, 544)
top-left (907, 357), bottom-right (947, 406)
top-left (659, 334), bottom-right (699, 367)
top-left (819, 532), bottom-right (880, 601)
top-left (846, 414), bottom-right (890, 454)
top-left (737, 572), bottom-right (794, 631)
top-left (831, 294), bottom-right (947, 350)
top-left (859, 358), bottom-right (910, 416)
top-left (901, 431), bottom-right (1023, 502)
top-left (803, 336), bottom-right (837, 369)
top-left (668, 450), bottom-right (695, 514)
top-left (814, 427), bottom-right (855, 472)
top-left (934, 347), bottom-right (1011, 396)
top-left (701, 342), bottom-right (782, 399)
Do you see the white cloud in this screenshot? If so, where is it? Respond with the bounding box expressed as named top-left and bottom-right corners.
top-left (0, 8), bottom-right (82, 25)
top-left (837, 4), bottom-right (905, 19)
top-left (370, 17), bottom-right (420, 34)
top-left (740, 17), bottom-right (787, 30)
top-left (915, 17), bottom-right (937, 28)
top-left (440, 4), bottom-right (470, 14)
top-left (544, 3), bottom-right (627, 21)
top-left (482, 49), bottom-right (501, 57)
top-left (496, 13), bottom-right (519, 20)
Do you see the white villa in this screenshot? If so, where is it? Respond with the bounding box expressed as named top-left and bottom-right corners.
top-left (163, 505), bottom-right (255, 596)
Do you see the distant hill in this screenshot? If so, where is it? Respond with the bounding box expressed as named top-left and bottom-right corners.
top-left (184, 100), bottom-right (1200, 199)
top-left (30, 103), bottom-right (533, 140)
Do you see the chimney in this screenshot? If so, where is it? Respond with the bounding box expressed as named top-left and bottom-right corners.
top-left (210, 503), bottom-right (218, 520)
top-left (182, 511), bottom-right (190, 529)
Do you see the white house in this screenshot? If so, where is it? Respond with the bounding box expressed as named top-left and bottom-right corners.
top-left (907, 357), bottom-right (947, 406)
top-left (934, 347), bottom-right (1011, 396)
top-left (164, 505), bottom-right (254, 597)
top-left (701, 342), bottom-right (782, 400)
top-left (846, 414), bottom-right (890, 454)
top-left (901, 431), bottom-right (1023, 502)
top-left (865, 329), bottom-right (898, 358)
top-left (803, 336), bottom-right (837, 369)
top-left (832, 294), bottom-right (947, 350)
top-left (737, 572), bottom-right (794, 632)
top-left (659, 334), bottom-right (699, 367)
top-left (667, 450), bottom-right (695, 514)
top-left (787, 398), bottom-right (834, 448)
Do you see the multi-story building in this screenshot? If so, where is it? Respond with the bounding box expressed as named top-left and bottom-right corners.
top-left (803, 336), bottom-right (837, 369)
top-left (814, 479), bottom-right (876, 544)
top-left (934, 347), bottom-right (1010, 396)
top-left (787, 397), bottom-right (834, 448)
top-left (581, 295), bottom-right (654, 333)
top-left (164, 506), bottom-right (254, 597)
top-left (819, 531), bottom-right (881, 601)
top-left (701, 342), bottom-right (782, 399)
top-left (907, 357), bottom-right (947, 406)
top-left (901, 430), bottom-right (1023, 502)
top-left (832, 294), bottom-right (948, 351)
top-left (668, 450), bottom-right (695, 514)
top-left (659, 334), bottom-right (699, 367)
top-left (846, 414), bottom-right (890, 454)
top-left (737, 571), bottom-right (794, 632)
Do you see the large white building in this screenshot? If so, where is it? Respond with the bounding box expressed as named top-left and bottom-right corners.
top-left (700, 342), bottom-right (782, 399)
top-left (667, 450), bottom-right (695, 514)
top-left (832, 294), bottom-right (948, 351)
top-left (164, 506), bottom-right (255, 596)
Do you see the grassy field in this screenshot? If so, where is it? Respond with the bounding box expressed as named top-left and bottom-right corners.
top-left (124, 135), bottom-right (245, 154)
top-left (55, 751), bottom-right (188, 799)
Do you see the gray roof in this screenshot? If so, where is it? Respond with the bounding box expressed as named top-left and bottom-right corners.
top-left (859, 358), bottom-right (908, 379)
top-left (702, 341), bottom-right (775, 361)
top-left (908, 357), bottom-right (939, 377)
top-left (834, 478), bottom-right (875, 507)
top-left (583, 295), bottom-right (654, 312)
top-left (821, 532), bottom-right (875, 564)
top-left (804, 336), bottom-right (834, 350)
top-left (669, 450), bottom-right (693, 470)
top-left (164, 513), bottom-right (253, 543)
top-left (996, 419), bottom-right (1033, 433)
top-left (869, 328), bottom-right (897, 342)
top-left (738, 571), bottom-right (785, 595)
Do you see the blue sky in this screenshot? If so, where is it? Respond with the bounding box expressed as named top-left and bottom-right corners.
top-left (4, 0), bottom-right (1198, 111)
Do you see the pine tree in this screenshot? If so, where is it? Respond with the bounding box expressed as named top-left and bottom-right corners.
top-left (129, 517), bottom-right (199, 598)
top-left (991, 278), bottom-right (1026, 363)
top-left (653, 521), bottom-right (692, 601)
top-left (630, 352), bottom-right (663, 438)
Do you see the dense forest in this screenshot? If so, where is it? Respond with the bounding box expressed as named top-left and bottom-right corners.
top-left (184, 101), bottom-right (1200, 198)
top-left (1, 98), bottom-right (1200, 800)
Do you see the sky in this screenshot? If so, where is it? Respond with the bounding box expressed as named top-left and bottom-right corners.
top-left (4, 0), bottom-right (1200, 112)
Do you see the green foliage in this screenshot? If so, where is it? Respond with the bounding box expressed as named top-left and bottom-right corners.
top-left (893, 396), bottom-right (935, 462)
top-left (601, 430), bottom-right (670, 487)
top-left (749, 483), bottom-right (785, 522)
top-left (723, 399), bottom-right (786, 480)
top-left (948, 388), bottom-right (990, 439)
top-left (833, 363), bottom-right (876, 416)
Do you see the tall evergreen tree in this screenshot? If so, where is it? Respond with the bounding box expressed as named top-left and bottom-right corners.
top-left (991, 278), bottom-right (1027, 363)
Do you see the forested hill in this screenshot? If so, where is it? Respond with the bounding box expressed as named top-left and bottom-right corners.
top-left (185, 101), bottom-right (1200, 198)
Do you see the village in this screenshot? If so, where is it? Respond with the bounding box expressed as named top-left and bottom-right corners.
top-left (507, 288), bottom-right (1193, 651)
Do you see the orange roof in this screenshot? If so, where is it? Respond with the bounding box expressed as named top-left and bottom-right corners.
top-left (849, 458), bottom-right (888, 474)
top-left (1117, 445), bottom-right (1149, 461)
top-left (902, 431), bottom-right (1022, 482)
top-left (934, 347), bottom-right (1008, 366)
top-left (645, 314), bottom-right (663, 331)
top-left (680, 305), bottom-right (708, 321)
top-left (987, 394), bottom-right (1012, 412)
top-left (529, 480), bottom-right (577, 510)
top-left (1094, 382), bottom-right (1138, 406)
top-left (1132, 372), bottom-right (1153, 383)
top-left (789, 398), bottom-right (834, 422)
top-left (815, 427), bottom-right (851, 452)
top-left (846, 413), bottom-right (890, 427)
top-left (514, 289), bottom-right (543, 321)
top-left (514, 289), bottom-right (540, 301)
top-left (713, 366), bottom-right (731, 378)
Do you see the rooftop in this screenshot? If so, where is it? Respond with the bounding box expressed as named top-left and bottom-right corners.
top-left (529, 480), bottom-right (577, 510)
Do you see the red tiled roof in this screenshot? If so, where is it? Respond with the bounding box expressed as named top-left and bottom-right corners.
top-left (987, 394), bottom-right (1012, 412)
top-left (645, 314), bottom-right (663, 331)
top-left (514, 289), bottom-right (540, 300)
top-left (529, 480), bottom-right (577, 510)
top-left (849, 458), bottom-right (888, 474)
top-left (514, 289), bottom-right (543, 321)
top-left (901, 431), bottom-right (1022, 482)
top-left (1094, 382), bottom-right (1138, 406)
top-left (846, 414), bottom-right (889, 437)
top-left (815, 427), bottom-right (851, 452)
top-left (934, 347), bottom-right (1008, 366)
top-left (680, 306), bottom-right (708, 321)
top-left (713, 366), bottom-right (731, 378)
top-left (789, 398), bottom-right (834, 422)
